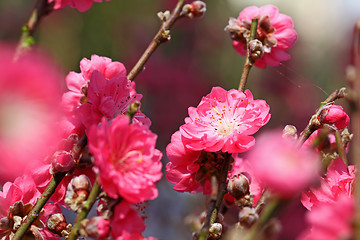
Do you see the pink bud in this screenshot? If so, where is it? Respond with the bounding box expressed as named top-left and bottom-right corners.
top-left (183, 1), bottom-right (206, 19)
top-left (51, 151), bottom-right (75, 173)
top-left (319, 105), bottom-right (350, 130)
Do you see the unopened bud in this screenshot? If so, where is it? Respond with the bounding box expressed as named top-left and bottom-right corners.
top-left (126, 101), bottom-right (141, 119)
top-left (209, 223), bottom-right (222, 239)
top-left (238, 207), bottom-right (259, 228)
top-left (47, 213), bottom-right (67, 235)
top-left (248, 39), bottom-right (264, 63)
top-left (51, 151), bottom-right (75, 173)
top-left (157, 10), bottom-right (170, 22)
top-left (65, 175), bottom-right (92, 212)
top-left (227, 174), bottom-right (250, 199)
top-left (282, 125), bottom-right (297, 140)
top-left (81, 217), bottom-right (110, 239)
top-left (318, 104), bottom-right (350, 130)
top-left (225, 18), bottom-right (250, 42)
top-left (182, 1), bottom-right (206, 18)
top-left (58, 134), bottom-right (79, 152)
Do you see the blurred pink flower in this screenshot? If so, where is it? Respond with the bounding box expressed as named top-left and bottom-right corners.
top-left (0, 175), bottom-right (61, 239)
top-left (302, 129), bottom-right (336, 153)
top-left (248, 130), bottom-right (320, 198)
top-left (301, 158), bottom-right (355, 210)
top-left (0, 43), bottom-right (63, 182)
top-left (298, 194), bottom-right (354, 240)
top-left (230, 5), bottom-right (297, 68)
top-left (49, 0), bottom-right (109, 12)
top-left (116, 232), bottom-right (158, 240)
top-left (88, 115), bottom-right (162, 203)
top-left (110, 201), bottom-right (145, 239)
top-left (179, 87), bottom-right (270, 153)
top-left (318, 104), bottom-right (350, 130)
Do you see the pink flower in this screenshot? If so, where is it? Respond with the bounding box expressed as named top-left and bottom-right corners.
top-left (179, 87), bottom-right (270, 153)
top-left (110, 201), bottom-right (145, 239)
top-left (298, 194), bottom-right (354, 240)
top-left (230, 5), bottom-right (297, 68)
top-left (0, 43), bottom-right (63, 182)
top-left (79, 71), bottom-right (149, 128)
top-left (0, 175), bottom-right (61, 239)
top-left (318, 104), bottom-right (350, 130)
top-left (302, 129), bottom-right (337, 153)
top-left (301, 158), bottom-right (355, 210)
top-left (166, 131), bottom-right (264, 197)
top-left (62, 55), bottom-right (149, 130)
top-left (248, 130), bottom-right (320, 198)
top-left (88, 115), bottom-right (162, 203)
top-left (115, 232), bottom-right (158, 240)
top-left (48, 0), bottom-right (109, 12)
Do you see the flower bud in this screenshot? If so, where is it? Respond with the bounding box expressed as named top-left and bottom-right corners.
top-left (47, 213), bottom-right (67, 235)
top-left (209, 222), bottom-right (222, 239)
top-left (282, 125), bottom-right (297, 140)
top-left (182, 1), bottom-right (206, 19)
top-left (248, 39), bottom-right (264, 63)
top-left (225, 18), bottom-right (250, 42)
top-left (227, 174), bottom-right (250, 199)
top-left (82, 217), bottom-right (110, 239)
top-left (318, 104), bottom-right (350, 130)
top-left (65, 175), bottom-right (92, 212)
top-left (238, 207), bottom-right (259, 228)
top-left (51, 151), bottom-right (75, 173)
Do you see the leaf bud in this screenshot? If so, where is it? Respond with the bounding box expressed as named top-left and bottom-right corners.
top-left (65, 175), bottom-right (92, 212)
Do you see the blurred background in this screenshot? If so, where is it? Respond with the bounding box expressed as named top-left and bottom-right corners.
top-left (1, 0), bottom-right (360, 239)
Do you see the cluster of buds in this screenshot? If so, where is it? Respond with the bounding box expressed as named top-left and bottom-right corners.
top-left (65, 175), bottom-right (92, 212)
top-left (0, 201), bottom-right (45, 240)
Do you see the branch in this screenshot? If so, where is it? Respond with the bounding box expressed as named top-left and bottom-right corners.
top-left (198, 153), bottom-right (231, 240)
top-left (127, 0), bottom-right (187, 81)
top-left (238, 18), bottom-right (258, 92)
top-left (12, 135), bottom-right (87, 240)
top-left (14, 0), bottom-right (53, 61)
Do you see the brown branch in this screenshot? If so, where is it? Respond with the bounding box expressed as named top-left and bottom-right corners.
top-left (127, 0), bottom-right (187, 81)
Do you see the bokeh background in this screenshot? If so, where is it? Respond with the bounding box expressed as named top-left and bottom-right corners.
top-left (1, 0), bottom-right (360, 239)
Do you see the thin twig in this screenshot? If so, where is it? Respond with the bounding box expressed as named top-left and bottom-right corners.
top-left (127, 0), bottom-right (187, 81)
top-left (238, 18), bottom-right (258, 92)
top-left (198, 153), bottom-right (231, 240)
top-left (14, 0), bottom-right (53, 61)
top-left (334, 131), bottom-right (348, 167)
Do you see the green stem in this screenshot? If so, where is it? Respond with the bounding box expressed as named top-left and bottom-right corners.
top-left (12, 172), bottom-right (66, 240)
top-left (198, 153), bottom-right (231, 240)
top-left (127, 0), bottom-right (187, 81)
top-left (67, 177), bottom-right (102, 240)
top-left (12, 135), bottom-right (87, 240)
top-left (238, 18), bottom-right (258, 92)
top-left (14, 0), bottom-right (53, 61)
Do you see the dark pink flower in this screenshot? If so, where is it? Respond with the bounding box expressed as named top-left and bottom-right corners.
top-left (230, 5), bottom-right (297, 68)
top-left (115, 232), bottom-right (158, 240)
top-left (0, 43), bottom-right (63, 182)
top-left (298, 194), bottom-right (354, 240)
top-left (301, 158), bottom-right (355, 210)
top-left (88, 115), bottom-right (162, 203)
top-left (179, 87), bottom-right (270, 153)
top-left (48, 0), bottom-right (109, 12)
top-left (318, 104), bottom-right (350, 130)
top-left (248, 130), bottom-right (320, 198)
top-left (110, 201), bottom-right (145, 238)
